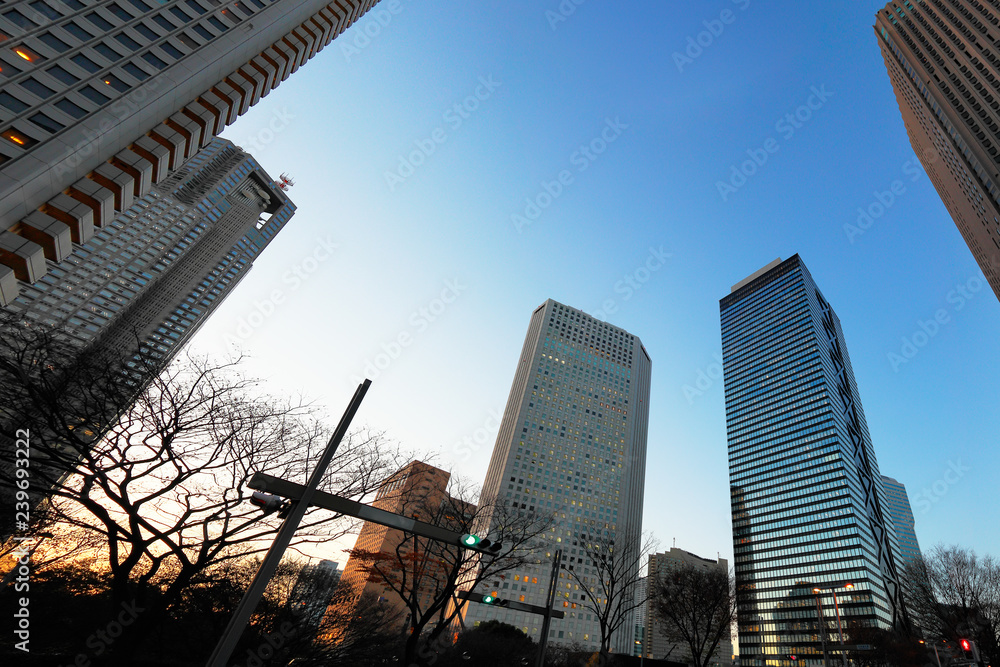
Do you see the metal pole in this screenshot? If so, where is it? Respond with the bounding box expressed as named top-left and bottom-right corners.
top-left (205, 380), bottom-right (371, 667)
top-left (932, 644), bottom-right (941, 667)
top-left (814, 593), bottom-right (828, 667)
top-left (832, 590), bottom-right (847, 667)
top-left (535, 548), bottom-right (562, 667)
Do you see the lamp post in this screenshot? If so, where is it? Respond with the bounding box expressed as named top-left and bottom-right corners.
top-left (919, 640), bottom-right (943, 667)
top-left (813, 591), bottom-right (829, 667)
top-left (811, 582), bottom-right (853, 667)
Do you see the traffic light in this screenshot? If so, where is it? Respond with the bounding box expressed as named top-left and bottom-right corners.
top-left (959, 639), bottom-right (980, 661)
top-left (459, 534), bottom-right (504, 554)
top-left (480, 594), bottom-right (508, 607)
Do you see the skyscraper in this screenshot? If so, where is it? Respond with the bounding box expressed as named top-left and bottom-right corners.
top-left (462, 298), bottom-right (651, 653)
top-left (2, 136), bottom-right (293, 365)
top-left (721, 256), bottom-right (905, 665)
top-left (876, 1), bottom-right (1000, 301)
top-left (0, 0), bottom-right (379, 283)
top-left (881, 475), bottom-right (923, 568)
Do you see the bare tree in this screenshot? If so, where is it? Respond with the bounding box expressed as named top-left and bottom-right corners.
top-left (565, 528), bottom-right (657, 663)
top-left (341, 475), bottom-right (553, 667)
top-left (0, 316), bottom-right (406, 656)
top-left (903, 545), bottom-right (1000, 661)
top-left (650, 562), bottom-right (737, 667)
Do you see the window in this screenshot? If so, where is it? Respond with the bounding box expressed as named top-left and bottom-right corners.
top-left (127, 0), bottom-right (153, 11)
top-left (55, 97), bottom-right (87, 118)
top-left (0, 91), bottom-right (28, 113)
top-left (106, 3), bottom-right (134, 22)
top-left (62, 21), bottom-right (94, 41)
top-left (122, 61), bottom-right (149, 80)
top-left (133, 23), bottom-right (158, 41)
top-left (2, 128), bottom-right (36, 148)
top-left (151, 14), bottom-right (175, 31)
top-left (0, 58), bottom-right (22, 77)
top-left (70, 53), bottom-right (100, 72)
top-left (141, 51), bottom-right (167, 69)
top-left (3, 11), bottom-right (39, 29)
top-left (102, 73), bottom-right (129, 92)
top-left (93, 42), bottom-right (124, 62)
top-left (46, 65), bottom-right (78, 84)
top-left (114, 32), bottom-right (142, 51)
top-left (192, 24), bottom-right (212, 40)
top-left (185, 0), bottom-right (207, 15)
top-left (176, 32), bottom-right (198, 49)
top-left (29, 111), bottom-right (65, 133)
top-left (169, 7), bottom-right (192, 23)
top-left (78, 85), bottom-right (109, 104)
top-left (38, 32), bottom-right (71, 52)
top-left (208, 16), bottom-right (228, 31)
top-left (20, 77), bottom-right (56, 99)
top-left (61, 0), bottom-right (86, 9)
top-left (30, 1), bottom-right (63, 20)
top-left (12, 45), bottom-right (45, 63)
top-left (158, 41), bottom-right (183, 59)
top-left (85, 12), bottom-right (114, 31)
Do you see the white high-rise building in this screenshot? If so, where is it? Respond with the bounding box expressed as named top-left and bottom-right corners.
top-left (462, 298), bottom-right (651, 654)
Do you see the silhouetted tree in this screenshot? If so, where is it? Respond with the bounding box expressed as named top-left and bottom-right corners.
top-left (650, 562), bottom-right (736, 667)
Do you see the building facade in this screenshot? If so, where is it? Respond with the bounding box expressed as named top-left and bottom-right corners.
top-left (335, 461), bottom-right (475, 630)
top-left (876, 0), bottom-right (1000, 301)
top-left (644, 548), bottom-right (733, 666)
top-left (462, 298), bottom-right (651, 654)
top-left (721, 256), bottom-right (905, 666)
top-left (881, 475), bottom-right (923, 568)
top-left (0, 0), bottom-right (379, 302)
top-left (2, 136), bottom-right (292, 363)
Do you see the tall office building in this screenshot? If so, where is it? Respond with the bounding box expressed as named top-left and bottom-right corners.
top-left (0, 0), bottom-right (379, 298)
top-left (721, 256), bottom-right (905, 666)
top-left (644, 548), bottom-right (733, 666)
top-left (2, 136), bottom-right (293, 363)
top-left (876, 0), bottom-right (1000, 301)
top-left (881, 475), bottom-right (923, 567)
top-left (462, 299), bottom-right (651, 653)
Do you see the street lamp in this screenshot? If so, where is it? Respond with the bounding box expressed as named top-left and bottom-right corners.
top-left (811, 582), bottom-right (854, 667)
top-left (918, 640), bottom-right (943, 667)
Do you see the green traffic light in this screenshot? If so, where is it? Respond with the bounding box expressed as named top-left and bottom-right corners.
top-left (482, 595), bottom-right (496, 604)
top-left (461, 533), bottom-right (482, 547)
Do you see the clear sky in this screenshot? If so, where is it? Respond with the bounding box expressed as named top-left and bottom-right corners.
top-left (190, 0), bottom-right (1000, 567)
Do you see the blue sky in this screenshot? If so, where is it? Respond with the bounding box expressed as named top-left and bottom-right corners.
top-left (191, 0), bottom-right (1000, 565)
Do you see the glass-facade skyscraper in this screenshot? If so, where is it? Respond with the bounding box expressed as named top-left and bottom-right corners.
top-left (721, 256), bottom-right (905, 666)
top-left (881, 475), bottom-right (923, 568)
top-left (462, 298), bottom-right (651, 654)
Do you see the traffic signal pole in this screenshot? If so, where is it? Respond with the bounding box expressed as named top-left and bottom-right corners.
top-left (205, 380), bottom-right (371, 667)
top-left (535, 549), bottom-right (562, 667)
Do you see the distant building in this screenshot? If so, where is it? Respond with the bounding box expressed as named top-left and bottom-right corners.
top-left (881, 476), bottom-right (923, 567)
top-left (334, 461), bottom-right (474, 630)
top-left (288, 560), bottom-right (341, 640)
top-left (634, 576), bottom-right (647, 657)
top-left (876, 1), bottom-right (1000, 301)
top-left (645, 548), bottom-right (732, 666)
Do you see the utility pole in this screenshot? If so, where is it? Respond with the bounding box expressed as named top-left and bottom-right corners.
top-left (205, 380), bottom-right (371, 667)
top-left (535, 549), bottom-right (562, 667)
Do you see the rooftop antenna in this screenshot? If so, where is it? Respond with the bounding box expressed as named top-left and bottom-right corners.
top-left (274, 173), bottom-right (295, 191)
